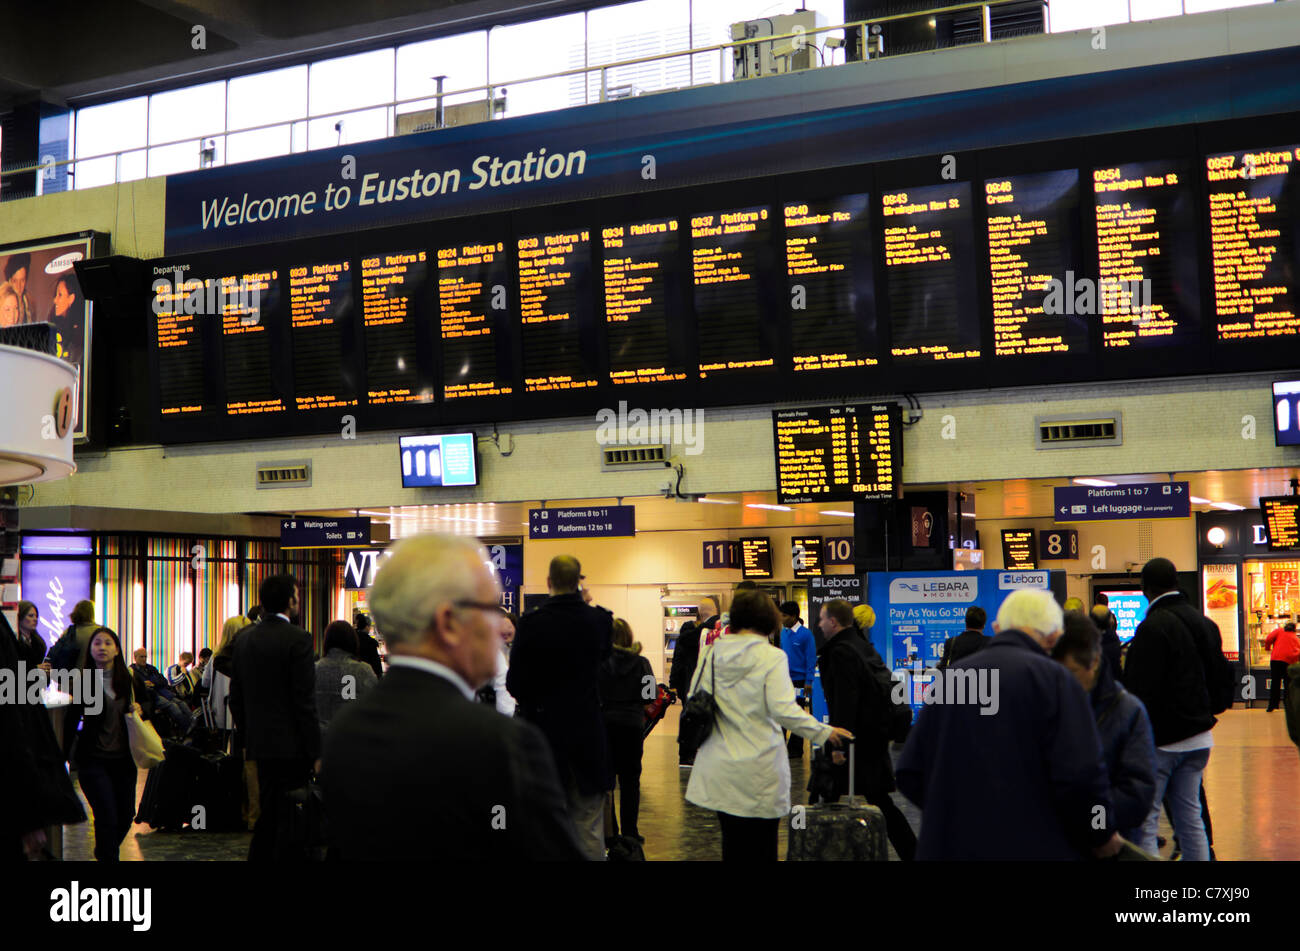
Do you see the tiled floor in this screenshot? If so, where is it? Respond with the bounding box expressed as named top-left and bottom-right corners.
top-left (60, 706), bottom-right (1295, 861)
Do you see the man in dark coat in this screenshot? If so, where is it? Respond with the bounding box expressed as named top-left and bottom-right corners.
top-left (896, 588), bottom-right (1121, 860)
top-left (507, 555), bottom-right (614, 860)
top-left (1090, 604), bottom-right (1123, 683)
top-left (668, 619), bottom-right (700, 766)
top-left (353, 612), bottom-right (384, 679)
top-left (817, 599), bottom-right (917, 860)
top-left (230, 573), bottom-right (320, 861)
top-left (323, 535), bottom-right (584, 861)
top-left (938, 606), bottom-right (991, 669)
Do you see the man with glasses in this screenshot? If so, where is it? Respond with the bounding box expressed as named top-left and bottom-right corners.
top-left (322, 535), bottom-right (584, 860)
top-left (508, 554), bottom-right (615, 860)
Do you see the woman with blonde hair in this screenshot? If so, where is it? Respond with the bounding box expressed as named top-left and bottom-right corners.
top-left (0, 282), bottom-right (20, 328)
top-left (205, 615), bottom-right (260, 829)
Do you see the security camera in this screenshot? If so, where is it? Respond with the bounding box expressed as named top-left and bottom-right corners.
top-left (825, 37), bottom-right (844, 49)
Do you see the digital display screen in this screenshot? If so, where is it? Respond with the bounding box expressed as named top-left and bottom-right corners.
top-left (740, 537), bottom-right (773, 579)
top-left (1092, 159), bottom-right (1201, 349)
top-left (772, 403), bottom-right (901, 505)
top-left (517, 229), bottom-right (599, 393)
top-left (220, 269), bottom-right (283, 416)
top-left (692, 205), bottom-right (775, 377)
top-left (1101, 590), bottom-right (1148, 644)
top-left (1206, 145), bottom-right (1300, 343)
top-left (152, 270), bottom-right (208, 416)
top-left (1260, 496), bottom-right (1300, 552)
top-left (289, 260), bottom-right (356, 410)
top-left (783, 195), bottom-right (879, 371)
top-left (361, 250), bottom-right (428, 405)
top-left (1273, 380), bottom-right (1300, 446)
top-left (791, 535), bottom-right (824, 578)
top-left (983, 170), bottom-right (1086, 357)
top-left (1000, 529), bottom-right (1038, 570)
top-left (601, 218), bottom-right (689, 385)
top-left (438, 240), bottom-right (513, 399)
top-left (881, 182), bottom-right (980, 363)
top-left (399, 432), bottom-right (478, 488)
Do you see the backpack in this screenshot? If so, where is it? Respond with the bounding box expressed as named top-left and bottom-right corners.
top-left (46, 626), bottom-right (80, 672)
top-left (1166, 600), bottom-right (1234, 715)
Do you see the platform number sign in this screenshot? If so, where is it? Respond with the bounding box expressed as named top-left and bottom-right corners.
top-left (822, 537), bottom-right (854, 565)
top-left (703, 540), bottom-right (741, 569)
top-left (1039, 529), bottom-right (1079, 561)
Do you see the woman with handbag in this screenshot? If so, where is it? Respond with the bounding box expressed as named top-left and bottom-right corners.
top-left (684, 590), bottom-right (853, 862)
top-left (66, 627), bottom-right (147, 861)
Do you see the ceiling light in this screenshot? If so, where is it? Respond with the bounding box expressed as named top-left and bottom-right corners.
top-left (1211, 501), bottom-right (1245, 511)
top-left (1073, 478), bottom-right (1118, 487)
top-left (1206, 527), bottom-right (1228, 547)
top-left (820, 510), bottom-right (855, 517)
top-left (1190, 496), bottom-right (1211, 504)
top-left (746, 503), bottom-right (792, 511)
top-left (697, 497), bottom-right (739, 504)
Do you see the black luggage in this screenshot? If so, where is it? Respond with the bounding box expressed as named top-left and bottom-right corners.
top-left (134, 744), bottom-right (189, 831)
top-left (135, 739), bottom-right (242, 833)
top-left (277, 780), bottom-right (328, 861)
top-left (787, 740), bottom-right (887, 861)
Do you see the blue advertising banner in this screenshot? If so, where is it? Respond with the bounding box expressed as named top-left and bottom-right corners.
top-left (1053, 482), bottom-right (1190, 521)
top-left (163, 47), bottom-right (1300, 253)
top-left (528, 505), bottom-right (635, 539)
top-left (487, 542), bottom-right (524, 615)
top-left (280, 516), bottom-right (371, 549)
top-left (20, 556), bottom-right (93, 651)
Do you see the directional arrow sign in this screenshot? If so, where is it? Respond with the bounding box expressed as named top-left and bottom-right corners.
top-left (1053, 482), bottom-right (1190, 522)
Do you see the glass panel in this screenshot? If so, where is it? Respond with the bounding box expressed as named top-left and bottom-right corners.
top-left (228, 65), bottom-right (308, 130)
top-left (586, 0), bottom-right (692, 101)
top-left (1184, 0), bottom-right (1271, 10)
top-left (75, 96), bottom-right (148, 159)
top-left (1048, 0), bottom-right (1130, 30)
top-left (396, 31), bottom-right (487, 104)
top-left (291, 120), bottom-right (307, 153)
top-left (72, 156), bottom-right (115, 190)
top-left (227, 125), bottom-right (292, 164)
top-left (118, 149), bottom-right (148, 183)
top-left (1129, 0), bottom-right (1184, 18)
top-left (489, 13), bottom-right (584, 116)
top-left (148, 81), bottom-right (225, 145)
top-left (310, 48), bottom-right (395, 116)
top-left (148, 139), bottom-right (207, 177)
top-left (307, 106), bottom-right (390, 150)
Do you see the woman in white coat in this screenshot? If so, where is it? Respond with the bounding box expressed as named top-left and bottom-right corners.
top-left (685, 590), bottom-right (852, 861)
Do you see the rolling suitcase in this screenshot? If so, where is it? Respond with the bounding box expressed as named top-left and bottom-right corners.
top-left (787, 740), bottom-right (888, 861)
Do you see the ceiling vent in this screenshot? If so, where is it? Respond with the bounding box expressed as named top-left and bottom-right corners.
top-left (1034, 414), bottom-right (1122, 449)
top-left (256, 461), bottom-right (312, 488)
top-left (601, 445), bottom-right (669, 469)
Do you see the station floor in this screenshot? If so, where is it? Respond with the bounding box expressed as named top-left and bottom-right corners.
top-left (62, 706), bottom-right (1298, 861)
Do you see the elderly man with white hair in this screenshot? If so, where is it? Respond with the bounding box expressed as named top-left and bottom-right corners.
top-left (321, 534), bottom-right (586, 860)
top-left (895, 588), bottom-right (1122, 860)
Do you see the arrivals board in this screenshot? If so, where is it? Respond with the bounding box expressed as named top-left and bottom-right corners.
top-left (1261, 496), bottom-right (1300, 551)
top-left (772, 403), bottom-right (901, 505)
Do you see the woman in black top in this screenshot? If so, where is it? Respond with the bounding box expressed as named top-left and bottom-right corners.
top-left (14, 600), bottom-right (49, 670)
top-left (68, 627), bottom-right (141, 861)
top-left (598, 619), bottom-right (655, 842)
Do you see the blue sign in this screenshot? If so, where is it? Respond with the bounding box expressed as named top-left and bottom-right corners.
top-left (488, 543), bottom-right (524, 615)
top-left (1099, 590), bottom-right (1148, 644)
top-left (528, 505), bottom-right (635, 539)
top-left (20, 550), bottom-right (93, 651)
top-left (280, 516), bottom-right (371, 549)
top-left (1053, 482), bottom-right (1190, 521)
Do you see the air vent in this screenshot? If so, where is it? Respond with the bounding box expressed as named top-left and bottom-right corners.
top-left (1034, 414), bottom-right (1122, 449)
top-left (256, 460), bottom-right (312, 488)
top-left (602, 445), bottom-right (669, 469)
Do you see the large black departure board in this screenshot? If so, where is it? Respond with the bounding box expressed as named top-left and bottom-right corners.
top-left (517, 229), bottom-right (600, 393)
top-left (983, 170), bottom-right (1085, 358)
top-left (772, 404), bottom-right (901, 505)
top-left (220, 269), bottom-right (282, 417)
top-left (1092, 159), bottom-right (1201, 350)
top-left (361, 250), bottom-right (428, 405)
top-left (289, 259), bottom-right (356, 410)
top-left (438, 240), bottom-right (513, 399)
top-left (881, 182), bottom-right (980, 363)
top-left (153, 271), bottom-right (208, 416)
top-left (601, 218), bottom-right (689, 385)
top-left (783, 195), bottom-right (880, 371)
top-left (692, 206), bottom-right (775, 378)
top-left (1206, 145), bottom-right (1300, 343)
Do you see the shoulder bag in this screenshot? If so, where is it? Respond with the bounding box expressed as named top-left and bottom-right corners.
top-left (125, 682), bottom-right (166, 770)
top-left (677, 651), bottom-right (718, 757)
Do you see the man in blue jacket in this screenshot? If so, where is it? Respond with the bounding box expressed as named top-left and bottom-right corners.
top-left (896, 588), bottom-right (1121, 860)
top-left (779, 601), bottom-right (818, 758)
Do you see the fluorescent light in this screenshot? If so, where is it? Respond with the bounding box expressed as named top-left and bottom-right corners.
top-left (1073, 478), bottom-right (1118, 487)
top-left (697, 497), bottom-right (739, 504)
top-left (820, 510), bottom-right (855, 517)
top-left (1190, 496), bottom-right (1212, 504)
top-left (1211, 501), bottom-right (1246, 511)
top-left (746, 503), bottom-right (792, 511)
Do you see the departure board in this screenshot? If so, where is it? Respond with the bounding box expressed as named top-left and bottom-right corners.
top-left (772, 403), bottom-right (901, 505)
top-left (361, 250), bottom-right (428, 405)
top-left (438, 240), bottom-right (513, 399)
top-left (1092, 160), bottom-right (1201, 349)
top-left (791, 535), bottom-right (824, 578)
top-left (220, 269), bottom-right (283, 416)
top-left (1261, 497), bottom-right (1300, 551)
top-left (601, 218), bottom-right (688, 385)
top-left (783, 195), bottom-right (880, 371)
top-left (692, 206), bottom-right (775, 377)
top-left (983, 170), bottom-right (1086, 357)
top-left (289, 260), bottom-right (356, 410)
top-left (153, 270), bottom-right (207, 416)
top-left (1205, 145), bottom-right (1300, 342)
top-left (517, 229), bottom-right (599, 392)
top-left (1000, 529), bottom-right (1038, 569)
top-left (740, 537), bottom-right (773, 579)
top-left (881, 183), bottom-right (980, 363)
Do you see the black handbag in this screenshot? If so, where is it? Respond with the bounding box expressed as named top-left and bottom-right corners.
top-left (677, 652), bottom-right (718, 757)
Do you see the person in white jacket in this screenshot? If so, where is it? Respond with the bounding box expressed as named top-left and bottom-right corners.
top-left (685, 589), bottom-right (852, 861)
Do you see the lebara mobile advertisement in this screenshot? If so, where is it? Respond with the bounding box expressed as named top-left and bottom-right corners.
top-left (0, 236), bottom-right (95, 440)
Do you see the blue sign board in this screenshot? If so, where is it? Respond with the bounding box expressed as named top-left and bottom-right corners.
top-left (528, 505), bottom-right (635, 539)
top-left (488, 542), bottom-right (524, 615)
top-left (280, 516), bottom-right (371, 549)
top-left (1053, 482), bottom-right (1190, 521)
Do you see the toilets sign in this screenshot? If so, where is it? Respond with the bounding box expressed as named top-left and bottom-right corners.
top-left (281, 517), bottom-right (372, 549)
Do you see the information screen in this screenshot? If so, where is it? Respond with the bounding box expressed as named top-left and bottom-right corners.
top-left (399, 432), bottom-right (479, 488)
top-left (601, 218), bottom-right (689, 385)
top-left (772, 403), bottom-right (901, 505)
top-left (792, 535), bottom-right (824, 578)
top-left (153, 272), bottom-right (208, 416)
top-left (517, 229), bottom-right (599, 393)
top-left (1001, 529), bottom-right (1039, 570)
top-left (361, 250), bottom-right (428, 405)
top-left (1274, 379), bottom-right (1300, 446)
top-left (881, 182), bottom-right (980, 363)
top-left (984, 170), bottom-right (1086, 357)
top-left (438, 240), bottom-right (513, 399)
top-left (740, 537), bottom-right (773, 579)
top-left (220, 269), bottom-right (283, 417)
top-left (783, 195), bottom-right (879, 371)
top-left (692, 206), bottom-right (775, 377)
top-left (1092, 159), bottom-right (1201, 350)
top-left (1205, 145), bottom-right (1300, 342)
top-left (289, 260), bottom-right (356, 410)
top-left (1261, 496), bottom-right (1300, 551)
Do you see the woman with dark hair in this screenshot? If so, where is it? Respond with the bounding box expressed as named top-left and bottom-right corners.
top-left (315, 620), bottom-right (378, 735)
top-left (598, 618), bottom-right (654, 843)
top-left (686, 590), bottom-right (853, 861)
top-left (66, 627), bottom-right (141, 861)
top-left (14, 600), bottom-right (49, 670)
top-left (353, 612), bottom-right (383, 679)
